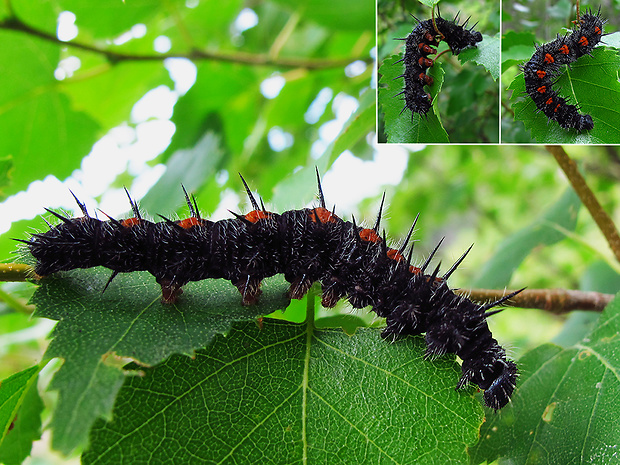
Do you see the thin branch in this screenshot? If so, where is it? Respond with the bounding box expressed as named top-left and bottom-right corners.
top-left (546, 145), bottom-right (620, 263)
top-left (0, 263), bottom-right (613, 313)
top-left (0, 263), bottom-right (33, 282)
top-left (458, 288), bottom-right (614, 313)
top-left (0, 16), bottom-right (371, 70)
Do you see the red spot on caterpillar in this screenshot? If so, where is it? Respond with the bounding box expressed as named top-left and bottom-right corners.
top-left (418, 43), bottom-right (436, 54)
top-left (419, 73), bottom-right (433, 86)
top-left (595, 26), bottom-right (601, 34)
top-left (579, 36), bottom-right (589, 47)
top-left (178, 217), bottom-right (202, 229)
top-left (546, 97), bottom-right (554, 105)
top-left (121, 218), bottom-right (141, 227)
top-left (245, 210), bottom-right (271, 223)
top-left (554, 104), bottom-right (561, 113)
top-left (387, 249), bottom-right (404, 262)
top-left (308, 207), bottom-right (338, 223)
top-left (537, 86), bottom-right (546, 93)
top-left (424, 32), bottom-right (435, 42)
top-left (544, 53), bottom-right (554, 63)
top-left (359, 228), bottom-right (380, 243)
top-left (559, 44), bottom-right (570, 54)
top-left (536, 70), bottom-right (546, 78)
top-left (418, 57), bottom-right (433, 67)
top-left (409, 265), bottom-right (422, 274)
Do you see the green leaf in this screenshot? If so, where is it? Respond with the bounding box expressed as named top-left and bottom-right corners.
top-left (328, 87), bottom-right (376, 163)
top-left (56, 0), bottom-right (180, 39)
top-left (460, 34), bottom-right (500, 80)
top-left (269, 0), bottom-right (374, 31)
top-left (32, 267), bottom-right (291, 454)
top-left (61, 60), bottom-right (173, 130)
top-left (473, 188), bottom-right (581, 289)
top-left (379, 54), bottom-right (449, 143)
top-left (83, 318), bottom-right (483, 464)
top-left (138, 132), bottom-right (225, 215)
top-left (509, 47), bottom-right (620, 143)
top-left (0, 32), bottom-right (100, 196)
top-left (0, 155), bottom-right (13, 201)
top-left (0, 366), bottom-right (42, 465)
top-left (470, 293), bottom-right (620, 465)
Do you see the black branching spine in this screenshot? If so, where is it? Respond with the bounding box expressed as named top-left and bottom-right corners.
top-left (20, 171), bottom-right (521, 409)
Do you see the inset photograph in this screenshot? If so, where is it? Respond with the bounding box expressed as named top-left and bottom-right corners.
top-left (502, 1), bottom-right (620, 143)
top-left (378, 0), bottom-right (500, 144)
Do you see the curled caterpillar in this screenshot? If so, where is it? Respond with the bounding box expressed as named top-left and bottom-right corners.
top-left (395, 12), bottom-right (483, 118)
top-left (19, 171), bottom-right (521, 410)
top-left (522, 8), bottom-right (606, 131)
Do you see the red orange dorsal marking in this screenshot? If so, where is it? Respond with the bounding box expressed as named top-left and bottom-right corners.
top-left (537, 86), bottom-right (546, 93)
top-left (359, 228), bottom-right (381, 243)
top-left (579, 36), bottom-right (589, 47)
top-left (121, 217), bottom-right (141, 227)
top-left (178, 217), bottom-right (202, 229)
top-left (308, 207), bottom-right (338, 223)
top-left (559, 44), bottom-right (569, 55)
top-left (245, 210), bottom-right (271, 223)
top-left (387, 249), bottom-right (404, 262)
top-left (544, 53), bottom-right (554, 63)
top-left (595, 26), bottom-right (601, 35)
top-left (546, 97), bottom-right (553, 105)
top-left (536, 70), bottom-right (546, 78)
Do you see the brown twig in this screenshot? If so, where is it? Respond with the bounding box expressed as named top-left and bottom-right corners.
top-left (0, 263), bottom-right (613, 313)
top-left (546, 145), bottom-right (620, 263)
top-left (0, 263), bottom-right (33, 282)
top-left (459, 288), bottom-right (614, 313)
top-left (0, 16), bottom-right (371, 70)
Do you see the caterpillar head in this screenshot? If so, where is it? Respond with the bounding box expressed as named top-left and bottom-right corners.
top-left (459, 354), bottom-right (518, 410)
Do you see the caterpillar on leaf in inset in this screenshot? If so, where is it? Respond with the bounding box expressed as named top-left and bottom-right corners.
top-left (522, 7), bottom-right (606, 132)
top-left (18, 170), bottom-right (522, 410)
top-left (395, 9), bottom-right (483, 118)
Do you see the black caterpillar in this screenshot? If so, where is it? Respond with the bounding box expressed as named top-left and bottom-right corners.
top-left (522, 8), bottom-right (606, 131)
top-left (18, 172), bottom-right (521, 410)
top-left (395, 12), bottom-right (483, 117)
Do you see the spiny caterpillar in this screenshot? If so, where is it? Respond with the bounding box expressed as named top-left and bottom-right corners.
top-left (395, 11), bottom-right (483, 117)
top-left (522, 7), bottom-right (606, 131)
top-left (18, 171), bottom-right (521, 409)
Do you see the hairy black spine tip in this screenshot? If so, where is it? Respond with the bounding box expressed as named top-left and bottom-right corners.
top-left (25, 174), bottom-right (519, 409)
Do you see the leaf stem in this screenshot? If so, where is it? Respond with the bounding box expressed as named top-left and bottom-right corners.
top-left (0, 285), bottom-right (35, 315)
top-left (0, 16), bottom-right (372, 70)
